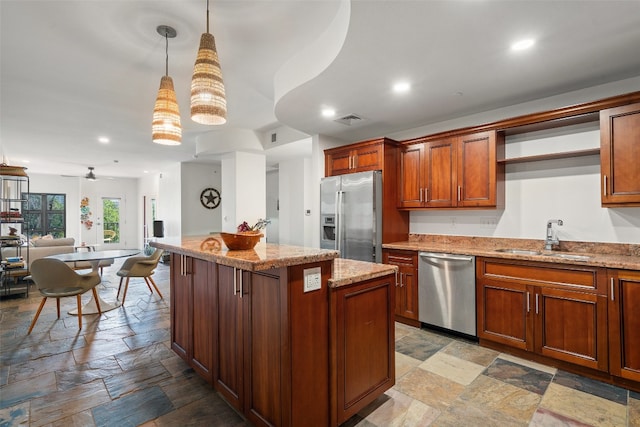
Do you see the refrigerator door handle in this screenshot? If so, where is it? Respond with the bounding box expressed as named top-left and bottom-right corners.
top-left (336, 191), bottom-right (344, 254)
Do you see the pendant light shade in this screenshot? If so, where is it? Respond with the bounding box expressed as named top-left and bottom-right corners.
top-left (152, 75), bottom-right (182, 145)
top-left (152, 25), bottom-right (182, 145)
top-left (191, 0), bottom-right (227, 125)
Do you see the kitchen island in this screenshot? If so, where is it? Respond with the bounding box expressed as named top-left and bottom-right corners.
top-left (151, 236), bottom-right (397, 427)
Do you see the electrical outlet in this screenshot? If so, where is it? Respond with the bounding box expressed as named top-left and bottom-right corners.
top-left (481, 217), bottom-right (497, 229)
top-left (303, 267), bottom-right (322, 293)
top-left (450, 216), bottom-right (457, 228)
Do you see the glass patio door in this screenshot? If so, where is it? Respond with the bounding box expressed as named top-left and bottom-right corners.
top-left (100, 197), bottom-right (123, 248)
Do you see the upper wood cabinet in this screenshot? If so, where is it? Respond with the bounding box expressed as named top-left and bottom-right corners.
top-left (325, 138), bottom-right (385, 176)
top-left (398, 130), bottom-right (504, 209)
top-left (600, 102), bottom-right (640, 207)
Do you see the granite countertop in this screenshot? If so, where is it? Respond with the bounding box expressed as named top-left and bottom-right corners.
top-left (383, 235), bottom-right (640, 270)
top-left (151, 235), bottom-right (340, 271)
top-left (329, 258), bottom-right (397, 288)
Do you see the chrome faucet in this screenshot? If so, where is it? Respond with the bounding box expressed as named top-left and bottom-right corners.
top-left (545, 219), bottom-right (563, 250)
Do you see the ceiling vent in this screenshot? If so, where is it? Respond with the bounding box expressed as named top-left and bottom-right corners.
top-left (334, 114), bottom-right (363, 126)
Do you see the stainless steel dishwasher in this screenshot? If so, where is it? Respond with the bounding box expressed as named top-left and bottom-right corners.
top-left (418, 252), bottom-right (476, 337)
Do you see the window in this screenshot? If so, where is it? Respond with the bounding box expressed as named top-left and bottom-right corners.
top-left (23, 193), bottom-right (66, 238)
top-left (103, 197), bottom-right (121, 243)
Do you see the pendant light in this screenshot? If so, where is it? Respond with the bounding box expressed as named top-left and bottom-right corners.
top-left (152, 25), bottom-right (182, 145)
top-left (190, 0), bottom-right (227, 125)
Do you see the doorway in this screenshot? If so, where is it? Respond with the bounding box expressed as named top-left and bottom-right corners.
top-left (100, 197), bottom-right (122, 248)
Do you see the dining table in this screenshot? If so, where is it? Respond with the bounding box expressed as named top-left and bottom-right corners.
top-left (47, 249), bottom-right (140, 314)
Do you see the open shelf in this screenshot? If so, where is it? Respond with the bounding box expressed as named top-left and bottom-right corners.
top-left (498, 148), bottom-right (600, 164)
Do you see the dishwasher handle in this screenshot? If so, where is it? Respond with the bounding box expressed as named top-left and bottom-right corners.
top-left (419, 252), bottom-right (474, 262)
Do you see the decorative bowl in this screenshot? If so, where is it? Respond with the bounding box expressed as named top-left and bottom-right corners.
top-left (220, 232), bottom-right (263, 250)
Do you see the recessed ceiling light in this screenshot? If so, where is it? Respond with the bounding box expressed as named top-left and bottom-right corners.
top-left (98, 137), bottom-right (109, 143)
top-left (393, 81), bottom-right (411, 93)
top-left (511, 38), bottom-right (535, 51)
top-left (322, 108), bottom-right (336, 118)
top-left (144, 170), bottom-right (149, 174)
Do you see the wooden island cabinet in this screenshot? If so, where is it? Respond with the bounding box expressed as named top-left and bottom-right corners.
top-left (155, 237), bottom-right (397, 427)
top-left (170, 254), bottom-right (215, 382)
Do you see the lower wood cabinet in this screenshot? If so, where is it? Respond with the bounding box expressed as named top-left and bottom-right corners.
top-left (214, 264), bottom-right (244, 411)
top-left (476, 257), bottom-right (609, 372)
top-left (329, 275), bottom-right (395, 426)
top-left (383, 249), bottom-right (419, 327)
top-left (170, 254), bottom-right (215, 382)
top-left (608, 269), bottom-right (640, 382)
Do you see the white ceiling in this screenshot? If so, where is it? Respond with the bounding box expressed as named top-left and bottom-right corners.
top-left (2, 0), bottom-right (640, 179)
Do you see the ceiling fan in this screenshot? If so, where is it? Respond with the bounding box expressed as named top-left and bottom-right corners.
top-left (60, 164), bottom-right (114, 180)
top-left (85, 167), bottom-right (97, 181)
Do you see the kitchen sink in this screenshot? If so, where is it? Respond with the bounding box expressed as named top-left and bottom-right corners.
top-left (494, 248), bottom-right (542, 255)
top-left (547, 253), bottom-right (591, 261)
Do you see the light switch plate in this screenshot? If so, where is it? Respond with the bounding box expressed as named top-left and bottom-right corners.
top-left (303, 267), bottom-right (322, 293)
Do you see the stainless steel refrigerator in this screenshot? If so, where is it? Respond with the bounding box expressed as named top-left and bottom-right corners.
top-left (320, 170), bottom-right (382, 263)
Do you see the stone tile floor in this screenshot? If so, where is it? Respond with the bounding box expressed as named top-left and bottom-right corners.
top-left (1, 259), bottom-right (639, 426)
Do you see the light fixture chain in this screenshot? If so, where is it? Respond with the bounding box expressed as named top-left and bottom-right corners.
top-left (164, 31), bottom-right (169, 76)
top-left (206, 0), bottom-right (210, 34)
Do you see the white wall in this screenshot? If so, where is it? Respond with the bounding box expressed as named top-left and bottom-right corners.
top-left (138, 173), bottom-right (160, 248)
top-left (28, 174), bottom-right (82, 241)
top-left (278, 158), bottom-right (307, 246)
top-left (266, 170), bottom-right (279, 243)
top-left (221, 152), bottom-right (266, 234)
top-left (181, 162), bottom-right (222, 236)
top-left (309, 134), bottom-right (347, 247)
top-left (158, 163), bottom-right (182, 239)
top-left (28, 173), bottom-right (139, 248)
top-left (303, 157), bottom-right (314, 247)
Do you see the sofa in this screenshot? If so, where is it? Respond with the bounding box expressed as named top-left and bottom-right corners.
top-left (1, 237), bottom-right (114, 271)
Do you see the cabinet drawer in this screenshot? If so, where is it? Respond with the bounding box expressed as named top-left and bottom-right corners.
top-left (386, 254), bottom-right (415, 266)
top-left (480, 258), bottom-right (601, 291)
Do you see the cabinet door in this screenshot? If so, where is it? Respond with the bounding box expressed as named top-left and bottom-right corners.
top-left (535, 286), bottom-right (608, 371)
top-left (397, 265), bottom-right (419, 322)
top-left (600, 103), bottom-right (640, 206)
top-left (383, 250), bottom-right (419, 326)
top-left (191, 258), bottom-right (214, 382)
top-left (398, 144), bottom-right (424, 208)
top-left (609, 270), bottom-right (640, 381)
top-left (331, 276), bottom-right (395, 425)
top-left (170, 254), bottom-right (191, 361)
top-left (326, 148), bottom-right (353, 176)
top-left (457, 131), bottom-right (500, 207)
top-left (477, 280), bottom-right (532, 351)
top-left (425, 138), bottom-right (456, 207)
top-left (214, 265), bottom-right (244, 411)
top-left (352, 144), bottom-right (382, 172)
top-left (244, 269), bottom-right (284, 427)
